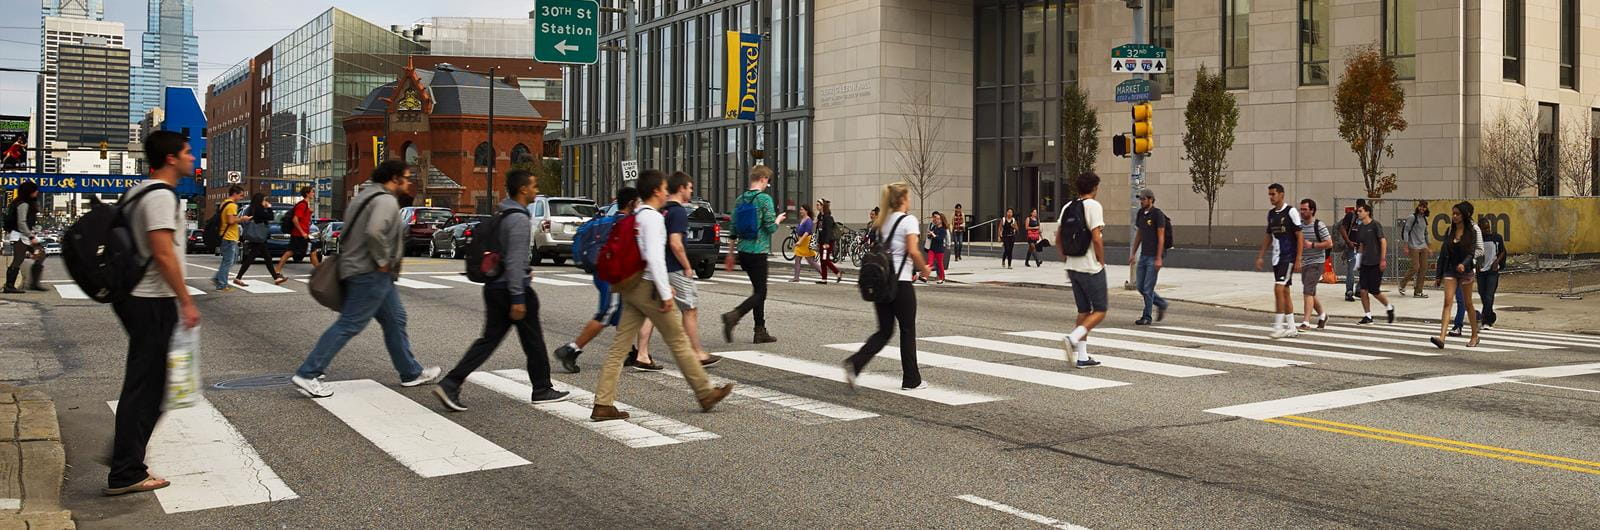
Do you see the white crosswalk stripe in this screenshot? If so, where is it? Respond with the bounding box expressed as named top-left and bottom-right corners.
top-left (311, 380), bottom-right (530, 477)
top-left (107, 396), bottom-right (297, 513)
top-left (1093, 328), bottom-right (1388, 361)
top-left (393, 277), bottom-right (451, 289)
top-left (1156, 326), bottom-right (1443, 357)
top-left (531, 276), bottom-right (586, 287)
top-left (54, 284), bottom-right (88, 299)
top-left (1387, 322), bottom-right (1600, 348)
top-left (556, 273), bottom-right (596, 282)
top-left (643, 369), bottom-right (879, 424)
top-left (185, 285), bottom-right (206, 296)
top-left (1206, 362), bottom-right (1600, 419)
top-left (1008, 331), bottom-right (1310, 368)
top-left (466, 370), bottom-right (717, 448)
top-left (1220, 324), bottom-right (1508, 353)
top-left (922, 336), bottom-right (1223, 377)
top-left (498, 370), bottom-right (720, 444)
top-left (232, 279), bottom-right (293, 294)
top-left (1322, 323), bottom-right (1563, 350)
top-left (825, 343), bottom-right (1128, 391)
top-left (430, 274), bottom-right (479, 285)
top-left (718, 350), bottom-right (1004, 405)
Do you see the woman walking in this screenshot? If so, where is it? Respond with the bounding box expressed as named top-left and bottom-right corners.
top-left (234, 193), bottom-right (286, 286)
top-left (842, 182), bottom-right (933, 390)
top-left (1000, 208), bottom-right (1018, 269)
top-left (952, 204), bottom-right (966, 262)
top-left (789, 205), bottom-right (824, 283)
top-left (1024, 209), bottom-right (1043, 267)
top-left (1431, 202), bottom-right (1481, 349)
top-left (926, 212), bottom-right (949, 284)
top-left (816, 199), bottom-right (842, 283)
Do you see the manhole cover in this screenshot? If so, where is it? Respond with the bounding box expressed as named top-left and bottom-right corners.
top-left (212, 374), bottom-right (294, 390)
top-left (1498, 306), bottom-right (1541, 312)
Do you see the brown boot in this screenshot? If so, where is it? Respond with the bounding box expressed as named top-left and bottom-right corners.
top-left (698, 384), bottom-right (734, 412)
top-left (753, 327), bottom-right (777, 344)
top-left (590, 404), bottom-right (629, 422)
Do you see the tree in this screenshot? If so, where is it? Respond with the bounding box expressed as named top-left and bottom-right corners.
top-left (1478, 101), bottom-right (1540, 197)
top-left (1182, 65), bottom-right (1240, 245)
top-left (890, 87), bottom-right (948, 220)
top-left (1334, 44), bottom-right (1408, 199)
top-left (1059, 82), bottom-right (1100, 193)
top-left (1558, 111), bottom-right (1595, 196)
top-left (509, 158), bottom-right (562, 197)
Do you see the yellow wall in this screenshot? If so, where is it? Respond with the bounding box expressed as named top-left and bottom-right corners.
top-left (1420, 198), bottom-right (1600, 255)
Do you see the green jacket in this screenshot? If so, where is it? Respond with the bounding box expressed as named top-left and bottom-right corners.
top-left (735, 190), bottom-right (778, 255)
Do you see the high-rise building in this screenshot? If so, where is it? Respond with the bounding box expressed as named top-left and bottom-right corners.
top-left (41, 0), bottom-right (104, 21)
top-left (41, 16), bottom-right (127, 173)
top-left (131, 0), bottom-right (199, 124)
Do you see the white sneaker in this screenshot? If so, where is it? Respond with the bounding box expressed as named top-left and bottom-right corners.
top-left (291, 375), bottom-right (333, 398)
top-left (1060, 337), bottom-right (1078, 362)
top-left (901, 382), bottom-right (929, 390)
top-left (401, 366), bottom-right (442, 387)
top-left (1280, 327), bottom-right (1300, 338)
top-left (1269, 327), bottom-right (1289, 339)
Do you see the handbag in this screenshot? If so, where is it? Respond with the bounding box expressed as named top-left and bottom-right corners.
top-left (795, 233), bottom-right (816, 258)
top-left (309, 193), bottom-right (382, 311)
top-left (241, 220), bottom-right (269, 243)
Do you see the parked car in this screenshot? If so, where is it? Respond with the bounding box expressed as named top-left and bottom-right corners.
top-left (43, 242), bottom-right (61, 256)
top-left (680, 200), bottom-right (726, 280)
top-left (429, 222), bottom-right (477, 259)
top-left (318, 222), bottom-right (345, 256)
top-left (530, 196), bottom-right (598, 265)
top-left (449, 213), bottom-right (491, 226)
top-left (185, 229), bottom-right (212, 254)
top-left (398, 206), bottom-right (455, 256)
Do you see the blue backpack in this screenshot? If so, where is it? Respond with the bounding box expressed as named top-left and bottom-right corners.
top-left (573, 213), bottom-right (622, 273)
top-left (733, 191), bottom-right (761, 239)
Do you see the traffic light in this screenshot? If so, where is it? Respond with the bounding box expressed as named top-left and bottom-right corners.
top-left (1112, 133), bottom-right (1131, 158)
top-left (1131, 102), bottom-right (1154, 155)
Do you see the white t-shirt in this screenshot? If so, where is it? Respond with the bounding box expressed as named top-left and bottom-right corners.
top-left (879, 212), bottom-right (919, 282)
top-left (124, 180), bottom-right (186, 298)
top-left (1062, 198), bottom-right (1105, 274)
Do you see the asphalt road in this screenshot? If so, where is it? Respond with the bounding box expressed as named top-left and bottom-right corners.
top-left (10, 254), bottom-right (1600, 529)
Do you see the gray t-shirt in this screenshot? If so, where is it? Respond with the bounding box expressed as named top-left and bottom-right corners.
top-left (1301, 219), bottom-right (1332, 267)
top-left (124, 179), bottom-right (186, 298)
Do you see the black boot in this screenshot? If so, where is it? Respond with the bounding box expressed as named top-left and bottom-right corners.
top-left (27, 263), bottom-right (46, 291)
top-left (3, 269), bottom-right (21, 294)
top-left (753, 326), bottom-right (777, 344)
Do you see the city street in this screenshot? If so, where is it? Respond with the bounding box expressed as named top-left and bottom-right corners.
top-left (12, 255), bottom-right (1600, 528)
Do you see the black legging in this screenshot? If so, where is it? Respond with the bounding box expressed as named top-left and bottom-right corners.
top-left (734, 252), bottom-right (769, 327)
top-left (846, 282), bottom-right (920, 388)
top-left (235, 241), bottom-right (282, 280)
top-left (1024, 239), bottom-right (1040, 265)
top-left (1001, 235), bottom-right (1016, 266)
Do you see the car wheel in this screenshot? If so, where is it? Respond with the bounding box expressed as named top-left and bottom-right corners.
top-left (696, 264), bottom-right (714, 280)
top-left (530, 250), bottom-right (543, 266)
top-left (294, 256), bottom-right (304, 263)
top-left (553, 256), bottom-right (567, 265)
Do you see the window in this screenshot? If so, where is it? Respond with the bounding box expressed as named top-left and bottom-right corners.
top-left (473, 142), bottom-right (492, 168)
top-left (1537, 103), bottom-right (1557, 196)
top-left (1299, 0), bottom-right (1329, 85)
top-left (403, 142), bottom-right (418, 165)
top-left (1222, 0), bottom-right (1250, 89)
top-left (1150, 0), bottom-right (1175, 94)
top-left (511, 144), bottom-right (533, 164)
top-left (1560, 0), bottom-right (1577, 89)
top-left (1504, 0), bottom-right (1523, 83)
top-left (1383, 0), bottom-right (1416, 80)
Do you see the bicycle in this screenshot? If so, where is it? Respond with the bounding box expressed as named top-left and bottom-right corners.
top-left (781, 225), bottom-right (799, 261)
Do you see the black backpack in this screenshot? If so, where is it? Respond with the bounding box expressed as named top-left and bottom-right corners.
top-left (61, 183), bottom-right (175, 303)
top-left (856, 214), bottom-right (910, 304)
top-left (203, 199), bottom-right (231, 248)
top-left (464, 207), bottom-right (529, 283)
top-left (1059, 200), bottom-right (1092, 257)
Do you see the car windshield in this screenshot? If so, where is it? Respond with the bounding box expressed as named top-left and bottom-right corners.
top-left (415, 209), bottom-right (453, 224)
top-left (549, 201), bottom-right (597, 218)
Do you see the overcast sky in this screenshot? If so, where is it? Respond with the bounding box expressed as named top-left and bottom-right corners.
top-left (0, 0), bottom-right (535, 117)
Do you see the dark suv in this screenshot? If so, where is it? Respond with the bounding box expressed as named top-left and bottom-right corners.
top-left (398, 206), bottom-right (455, 256)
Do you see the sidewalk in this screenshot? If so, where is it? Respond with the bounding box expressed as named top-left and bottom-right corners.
top-left (0, 384), bottom-right (73, 530)
top-left (780, 254), bottom-right (1600, 334)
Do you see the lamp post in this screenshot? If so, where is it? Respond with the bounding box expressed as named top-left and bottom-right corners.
top-left (486, 66), bottom-right (497, 212)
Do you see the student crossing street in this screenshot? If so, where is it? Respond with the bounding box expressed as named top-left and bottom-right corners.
top-left (722, 165), bottom-right (785, 344)
top-left (1255, 183), bottom-right (1304, 338)
top-left (1297, 199), bottom-right (1333, 331)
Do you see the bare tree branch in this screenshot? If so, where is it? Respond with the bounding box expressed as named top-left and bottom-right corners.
top-left (1558, 111), bottom-right (1595, 196)
top-left (892, 86), bottom-right (949, 221)
top-left (1478, 101), bottom-right (1540, 198)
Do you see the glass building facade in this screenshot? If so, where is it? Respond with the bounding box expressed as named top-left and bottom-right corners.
top-left (131, 0), bottom-right (198, 123)
top-left (563, 0), bottom-right (812, 213)
top-left (973, 0), bottom-right (1079, 222)
top-left (56, 42), bottom-right (131, 148)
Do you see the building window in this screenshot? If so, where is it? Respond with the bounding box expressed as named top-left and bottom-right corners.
top-left (511, 144), bottom-right (533, 164)
top-left (1383, 0), bottom-right (1416, 80)
top-left (1560, 0), bottom-right (1577, 89)
top-left (474, 142), bottom-right (492, 168)
top-left (1299, 0), bottom-right (1329, 86)
top-left (1150, 0), bottom-right (1175, 94)
top-left (403, 142), bottom-right (418, 165)
top-left (1504, 0), bottom-right (1523, 83)
top-left (1222, 0), bottom-right (1250, 89)
top-left (1537, 103), bottom-right (1557, 196)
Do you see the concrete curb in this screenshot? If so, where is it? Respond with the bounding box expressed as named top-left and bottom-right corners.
top-left (0, 385), bottom-right (74, 530)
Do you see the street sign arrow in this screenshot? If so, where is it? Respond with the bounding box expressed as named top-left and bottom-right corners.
top-left (554, 39), bottom-right (579, 55)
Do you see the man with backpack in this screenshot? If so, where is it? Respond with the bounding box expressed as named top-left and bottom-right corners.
top-left (102, 130), bottom-right (201, 496)
top-left (590, 170), bottom-right (732, 422)
top-left (721, 165), bottom-right (785, 344)
top-left (552, 187), bottom-right (655, 373)
top-left (1337, 200), bottom-right (1367, 302)
top-left (433, 169), bottom-right (570, 411)
top-left (1298, 199), bottom-right (1334, 330)
top-left (1128, 188), bottom-right (1169, 326)
top-left (211, 185), bottom-right (248, 291)
top-left (290, 160), bottom-right (440, 399)
top-left (1255, 183), bottom-right (1305, 339)
top-left (273, 185), bottom-right (321, 278)
top-left (1056, 172), bottom-right (1105, 369)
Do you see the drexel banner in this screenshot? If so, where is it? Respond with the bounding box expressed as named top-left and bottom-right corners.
top-left (723, 31), bottom-right (761, 122)
top-left (0, 173), bottom-right (204, 195)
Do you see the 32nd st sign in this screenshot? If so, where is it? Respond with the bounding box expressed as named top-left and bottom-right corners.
top-left (534, 0), bottom-right (599, 65)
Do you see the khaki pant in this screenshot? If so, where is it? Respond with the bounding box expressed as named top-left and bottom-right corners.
top-left (593, 279), bottom-right (714, 407)
top-left (1399, 247), bottom-right (1429, 294)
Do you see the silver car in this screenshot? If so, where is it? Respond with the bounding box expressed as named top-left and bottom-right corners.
top-left (530, 196), bottom-right (598, 265)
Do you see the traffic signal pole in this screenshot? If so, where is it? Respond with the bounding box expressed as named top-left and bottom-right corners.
top-left (1126, 1), bottom-right (1147, 290)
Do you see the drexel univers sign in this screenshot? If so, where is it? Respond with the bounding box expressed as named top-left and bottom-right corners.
top-left (724, 31), bottom-right (761, 122)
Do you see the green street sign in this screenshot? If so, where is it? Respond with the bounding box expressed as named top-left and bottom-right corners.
top-left (1110, 44), bottom-right (1168, 74)
top-left (1111, 43), bottom-right (1168, 59)
top-left (534, 0), bottom-right (599, 65)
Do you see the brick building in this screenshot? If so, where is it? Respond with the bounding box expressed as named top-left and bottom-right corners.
top-left (343, 61), bottom-right (550, 213)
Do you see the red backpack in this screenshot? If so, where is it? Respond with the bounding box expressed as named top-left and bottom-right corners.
top-left (595, 211), bottom-right (646, 289)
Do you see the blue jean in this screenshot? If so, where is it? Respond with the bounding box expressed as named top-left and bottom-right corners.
top-left (1137, 254), bottom-right (1168, 319)
top-left (214, 240), bottom-right (237, 288)
top-left (1451, 286), bottom-right (1467, 328)
top-left (296, 271), bottom-right (423, 380)
top-left (1343, 252), bottom-right (1360, 295)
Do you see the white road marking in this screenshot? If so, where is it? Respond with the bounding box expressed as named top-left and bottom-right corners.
top-left (531, 276), bottom-right (586, 287)
top-left (1205, 362), bottom-right (1600, 419)
top-left (718, 350), bottom-right (1004, 405)
top-left (393, 277), bottom-right (451, 289)
top-left (924, 335), bottom-right (1224, 377)
top-left (497, 369), bottom-right (720, 444)
top-left (1324, 323), bottom-right (1563, 350)
top-left (54, 284), bottom-right (88, 299)
top-left (648, 369), bottom-right (880, 423)
top-left (955, 495), bottom-right (1092, 530)
top-left (466, 371), bottom-right (714, 448)
top-left (312, 379), bottom-right (530, 477)
top-left (231, 279), bottom-right (293, 294)
top-left (1157, 326), bottom-right (1442, 357)
top-left (430, 274), bottom-right (480, 285)
top-left (185, 285), bottom-right (206, 296)
top-left (1387, 322), bottom-right (1600, 348)
top-left (556, 273), bottom-right (596, 282)
top-left (1094, 328), bottom-right (1387, 361)
top-left (825, 344), bottom-right (1128, 391)
top-left (107, 396), bottom-right (298, 513)
top-left (1220, 324), bottom-right (1507, 353)
top-left (1009, 331), bottom-right (1309, 368)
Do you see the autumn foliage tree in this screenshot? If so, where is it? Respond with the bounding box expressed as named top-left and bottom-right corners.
top-left (1182, 65), bottom-right (1239, 245)
top-left (1334, 45), bottom-right (1408, 199)
top-left (1059, 82), bottom-right (1100, 193)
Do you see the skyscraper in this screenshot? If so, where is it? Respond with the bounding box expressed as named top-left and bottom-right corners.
top-left (41, 16), bottom-right (127, 173)
top-left (131, 0), bottom-right (198, 123)
top-left (41, 0), bottom-right (104, 21)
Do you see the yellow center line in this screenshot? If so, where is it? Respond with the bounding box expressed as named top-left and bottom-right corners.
top-left (1281, 415), bottom-right (1600, 470)
top-left (1263, 418), bottom-right (1600, 477)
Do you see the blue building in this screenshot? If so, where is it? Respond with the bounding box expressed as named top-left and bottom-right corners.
top-left (131, 0), bottom-right (198, 123)
top-left (159, 87), bottom-right (206, 196)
